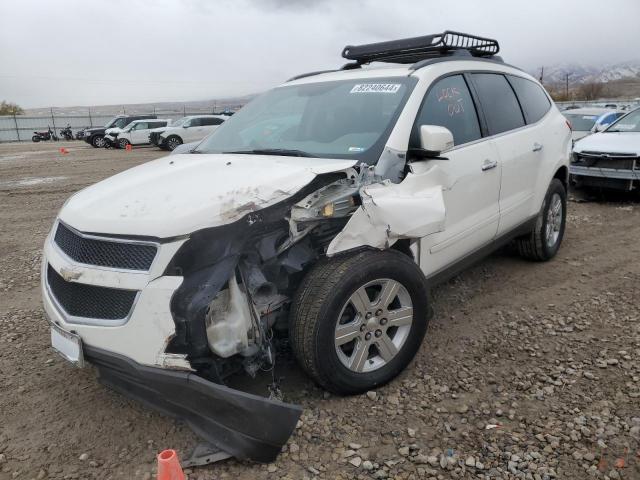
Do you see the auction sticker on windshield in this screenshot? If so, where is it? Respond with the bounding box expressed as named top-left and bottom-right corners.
top-left (350, 83), bottom-right (401, 94)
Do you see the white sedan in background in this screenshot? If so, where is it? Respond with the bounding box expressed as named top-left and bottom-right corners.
top-left (571, 107), bottom-right (640, 191)
top-left (152, 115), bottom-right (227, 151)
top-left (563, 108), bottom-right (624, 141)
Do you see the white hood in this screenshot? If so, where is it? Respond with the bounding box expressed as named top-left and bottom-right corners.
top-left (59, 154), bottom-right (357, 238)
top-left (574, 131), bottom-right (640, 155)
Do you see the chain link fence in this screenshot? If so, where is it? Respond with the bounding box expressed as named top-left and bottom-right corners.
top-left (0, 106), bottom-right (238, 142)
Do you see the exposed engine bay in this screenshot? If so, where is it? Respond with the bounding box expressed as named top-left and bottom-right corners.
top-left (164, 158), bottom-right (446, 384)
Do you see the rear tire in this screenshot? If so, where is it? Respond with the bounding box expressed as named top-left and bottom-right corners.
top-left (290, 250), bottom-right (430, 395)
top-left (516, 178), bottom-right (566, 261)
top-left (91, 135), bottom-right (105, 148)
top-left (32, 135), bottom-right (40, 142)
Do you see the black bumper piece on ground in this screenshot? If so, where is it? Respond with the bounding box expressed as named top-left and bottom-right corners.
top-left (84, 346), bottom-right (302, 463)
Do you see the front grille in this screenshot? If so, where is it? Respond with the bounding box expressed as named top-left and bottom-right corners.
top-left (54, 222), bottom-right (157, 271)
top-left (47, 264), bottom-right (137, 321)
top-left (573, 151), bottom-right (639, 170)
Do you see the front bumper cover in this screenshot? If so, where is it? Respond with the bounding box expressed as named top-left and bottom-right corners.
top-left (85, 346), bottom-right (302, 463)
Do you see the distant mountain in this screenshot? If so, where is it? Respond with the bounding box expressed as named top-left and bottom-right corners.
top-left (24, 95), bottom-right (255, 117)
top-left (530, 60), bottom-right (640, 85)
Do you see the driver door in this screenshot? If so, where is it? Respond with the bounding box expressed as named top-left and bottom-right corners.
top-left (409, 74), bottom-right (501, 278)
top-left (129, 122), bottom-right (149, 144)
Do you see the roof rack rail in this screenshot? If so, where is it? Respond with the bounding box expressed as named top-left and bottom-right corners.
top-left (342, 31), bottom-right (500, 65)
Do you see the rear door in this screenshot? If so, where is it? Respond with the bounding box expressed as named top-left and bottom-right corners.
top-left (470, 73), bottom-right (543, 236)
top-left (200, 117), bottom-right (225, 138)
top-left (410, 74), bottom-right (501, 277)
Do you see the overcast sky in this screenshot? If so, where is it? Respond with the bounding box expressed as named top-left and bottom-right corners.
top-left (1, 0), bottom-right (639, 108)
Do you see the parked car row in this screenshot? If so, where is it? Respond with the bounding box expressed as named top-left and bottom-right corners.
top-left (79, 113), bottom-right (228, 150)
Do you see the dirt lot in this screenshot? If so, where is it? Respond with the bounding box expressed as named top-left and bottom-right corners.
top-left (1, 141), bottom-right (639, 480)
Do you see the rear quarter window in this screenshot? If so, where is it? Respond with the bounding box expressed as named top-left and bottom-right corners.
top-left (507, 75), bottom-right (551, 124)
top-left (471, 73), bottom-right (525, 135)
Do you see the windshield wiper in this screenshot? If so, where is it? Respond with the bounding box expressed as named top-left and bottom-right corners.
top-left (223, 148), bottom-right (315, 157)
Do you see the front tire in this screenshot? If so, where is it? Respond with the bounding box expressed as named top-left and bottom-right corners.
top-left (91, 135), bottom-right (105, 148)
top-left (516, 178), bottom-right (567, 261)
top-left (118, 138), bottom-right (130, 149)
top-left (165, 135), bottom-right (182, 151)
top-left (290, 250), bottom-right (430, 395)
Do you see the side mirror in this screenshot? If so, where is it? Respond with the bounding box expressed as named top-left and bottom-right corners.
top-left (594, 123), bottom-right (607, 132)
top-left (182, 124), bottom-right (189, 128)
top-left (414, 125), bottom-right (454, 158)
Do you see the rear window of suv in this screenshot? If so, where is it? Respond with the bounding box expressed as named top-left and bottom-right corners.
top-left (507, 75), bottom-right (551, 124)
top-left (471, 73), bottom-right (525, 135)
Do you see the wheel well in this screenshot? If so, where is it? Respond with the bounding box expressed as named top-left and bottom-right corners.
top-left (391, 239), bottom-right (414, 260)
top-left (554, 166), bottom-right (568, 191)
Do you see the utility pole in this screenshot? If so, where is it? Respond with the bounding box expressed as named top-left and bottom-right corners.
top-left (50, 107), bottom-right (57, 137)
top-left (539, 66), bottom-right (544, 84)
top-left (565, 73), bottom-right (570, 99)
top-left (12, 111), bottom-right (20, 142)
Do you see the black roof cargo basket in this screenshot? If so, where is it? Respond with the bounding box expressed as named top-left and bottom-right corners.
top-left (342, 31), bottom-right (500, 65)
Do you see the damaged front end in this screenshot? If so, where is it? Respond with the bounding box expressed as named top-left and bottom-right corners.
top-left (83, 157), bottom-right (447, 463)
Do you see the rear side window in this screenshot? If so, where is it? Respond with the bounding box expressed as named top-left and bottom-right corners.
top-left (412, 75), bottom-right (481, 146)
top-left (471, 73), bottom-right (525, 135)
top-left (201, 117), bottom-right (224, 126)
top-left (507, 75), bottom-right (551, 124)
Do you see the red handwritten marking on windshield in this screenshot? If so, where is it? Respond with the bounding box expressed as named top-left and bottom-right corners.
top-left (437, 87), bottom-right (461, 102)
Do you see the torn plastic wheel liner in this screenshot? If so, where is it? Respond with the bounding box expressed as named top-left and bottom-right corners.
top-left (84, 346), bottom-right (302, 463)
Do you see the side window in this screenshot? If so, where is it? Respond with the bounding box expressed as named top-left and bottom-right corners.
top-left (507, 75), bottom-right (551, 124)
top-left (412, 75), bottom-right (481, 146)
top-left (202, 117), bottom-right (224, 126)
top-left (471, 73), bottom-right (525, 135)
top-left (189, 118), bottom-right (202, 127)
top-left (134, 122), bottom-right (148, 130)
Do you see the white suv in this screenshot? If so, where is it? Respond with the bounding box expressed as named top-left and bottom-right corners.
top-left (152, 115), bottom-right (227, 151)
top-left (41, 32), bottom-right (570, 462)
top-left (104, 119), bottom-right (170, 149)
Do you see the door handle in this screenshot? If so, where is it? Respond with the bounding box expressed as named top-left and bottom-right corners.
top-left (533, 142), bottom-right (543, 152)
top-left (481, 159), bottom-right (498, 171)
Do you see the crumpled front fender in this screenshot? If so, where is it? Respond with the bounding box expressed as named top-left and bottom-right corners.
top-left (327, 170), bottom-right (447, 255)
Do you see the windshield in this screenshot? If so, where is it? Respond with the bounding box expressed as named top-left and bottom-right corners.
top-left (563, 113), bottom-right (598, 131)
top-left (104, 117), bottom-right (120, 128)
top-left (605, 109), bottom-right (640, 133)
top-left (171, 117), bottom-right (188, 127)
top-left (195, 77), bottom-right (417, 162)
top-left (111, 118), bottom-right (129, 129)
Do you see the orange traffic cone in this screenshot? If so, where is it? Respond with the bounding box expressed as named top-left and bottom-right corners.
top-left (125, 144), bottom-right (133, 152)
top-left (59, 147), bottom-right (69, 154)
top-left (157, 450), bottom-right (185, 480)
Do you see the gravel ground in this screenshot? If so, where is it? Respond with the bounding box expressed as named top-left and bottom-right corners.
top-left (0, 141), bottom-right (639, 480)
